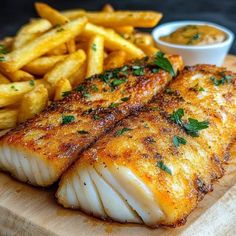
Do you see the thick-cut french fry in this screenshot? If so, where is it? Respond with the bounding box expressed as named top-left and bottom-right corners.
top-left (82, 23), bottom-right (144, 59)
top-left (69, 62), bottom-right (87, 86)
top-left (35, 2), bottom-right (76, 54)
top-left (104, 50), bottom-right (126, 70)
top-left (6, 70), bottom-right (34, 82)
top-left (86, 35), bottom-right (104, 77)
top-left (0, 80), bottom-right (38, 107)
top-left (54, 78), bottom-right (72, 100)
top-left (0, 108), bottom-right (18, 129)
top-left (137, 45), bottom-right (159, 56)
top-left (44, 49), bottom-right (86, 87)
top-left (13, 19), bottom-right (52, 50)
top-left (0, 17), bottom-right (87, 73)
top-left (134, 32), bottom-right (155, 47)
top-left (46, 44), bottom-right (68, 56)
top-left (18, 84), bottom-right (48, 123)
top-left (23, 55), bottom-right (67, 75)
top-left (65, 11), bottom-right (162, 28)
top-left (0, 73), bottom-right (10, 84)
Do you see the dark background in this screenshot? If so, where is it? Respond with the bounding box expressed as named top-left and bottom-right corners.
top-left (0, 0), bottom-right (235, 54)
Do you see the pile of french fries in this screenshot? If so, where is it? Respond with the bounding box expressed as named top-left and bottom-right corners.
top-left (0, 2), bottom-right (162, 130)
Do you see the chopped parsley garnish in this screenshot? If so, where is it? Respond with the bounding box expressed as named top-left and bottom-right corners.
top-left (0, 56), bottom-right (5, 61)
top-left (150, 106), bottom-right (159, 111)
top-left (54, 24), bottom-right (64, 32)
top-left (93, 114), bottom-right (100, 120)
top-left (82, 92), bottom-right (90, 98)
top-left (165, 88), bottom-right (175, 94)
top-left (210, 73), bottom-right (233, 86)
top-left (144, 123), bottom-right (149, 128)
top-left (199, 87), bottom-right (205, 92)
top-left (157, 161), bottom-right (172, 175)
top-left (91, 84), bottom-right (99, 92)
top-left (110, 78), bottom-right (127, 88)
top-left (11, 85), bottom-right (18, 91)
top-left (187, 32), bottom-right (201, 45)
top-left (151, 68), bottom-right (160, 73)
top-left (121, 97), bottom-right (130, 102)
top-left (29, 80), bottom-right (35, 86)
top-left (154, 51), bottom-right (175, 76)
top-left (132, 65), bottom-right (144, 76)
top-left (76, 85), bottom-right (86, 92)
top-left (115, 127), bottom-right (132, 136)
top-left (92, 43), bottom-right (97, 51)
top-left (62, 91), bottom-right (71, 97)
top-left (0, 44), bottom-right (8, 54)
top-left (183, 118), bottom-right (209, 137)
top-left (170, 108), bottom-right (209, 137)
top-left (170, 108), bottom-right (184, 125)
top-left (78, 130), bottom-right (89, 134)
top-left (173, 135), bottom-right (187, 148)
top-left (109, 102), bottom-right (120, 108)
top-left (62, 115), bottom-right (75, 124)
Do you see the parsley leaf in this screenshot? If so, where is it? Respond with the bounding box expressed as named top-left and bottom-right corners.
top-left (115, 127), bottom-right (132, 136)
top-left (121, 97), bottom-right (130, 102)
top-left (157, 161), bottom-right (172, 175)
top-left (62, 115), bottom-right (75, 124)
top-left (170, 108), bottom-right (184, 125)
top-left (173, 135), bottom-right (187, 147)
top-left (109, 102), bottom-right (120, 108)
top-left (132, 65), bottom-right (144, 76)
top-left (62, 91), bottom-right (71, 97)
top-left (93, 114), bottom-right (100, 120)
top-left (78, 130), bottom-right (89, 134)
top-left (29, 80), bottom-right (35, 86)
top-left (154, 51), bottom-right (175, 76)
top-left (0, 44), bottom-right (8, 54)
top-left (183, 118), bottom-right (209, 137)
top-left (110, 78), bottom-right (127, 88)
top-left (92, 43), bottom-right (97, 51)
top-left (91, 84), bottom-right (99, 92)
top-left (210, 74), bottom-right (233, 86)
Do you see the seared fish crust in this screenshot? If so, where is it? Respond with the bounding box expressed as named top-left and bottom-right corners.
top-left (0, 55), bottom-right (183, 186)
top-left (57, 65), bottom-right (236, 227)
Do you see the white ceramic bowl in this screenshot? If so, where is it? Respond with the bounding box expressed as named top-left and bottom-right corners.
top-left (152, 21), bottom-right (234, 66)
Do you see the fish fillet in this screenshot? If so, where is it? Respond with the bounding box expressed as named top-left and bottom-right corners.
top-left (0, 54), bottom-right (183, 186)
top-left (57, 65), bottom-right (236, 227)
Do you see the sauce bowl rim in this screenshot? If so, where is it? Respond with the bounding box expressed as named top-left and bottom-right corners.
top-left (152, 20), bottom-right (234, 50)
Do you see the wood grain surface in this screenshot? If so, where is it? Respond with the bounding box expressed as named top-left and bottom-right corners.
top-left (0, 55), bottom-right (235, 236)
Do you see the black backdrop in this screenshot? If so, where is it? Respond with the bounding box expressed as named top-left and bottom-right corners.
top-left (0, 0), bottom-right (235, 54)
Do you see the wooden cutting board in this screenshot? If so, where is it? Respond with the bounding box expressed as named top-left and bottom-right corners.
top-left (0, 55), bottom-right (236, 236)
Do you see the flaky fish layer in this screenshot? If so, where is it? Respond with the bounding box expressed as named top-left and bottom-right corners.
top-left (57, 65), bottom-right (236, 227)
top-left (0, 55), bottom-right (183, 186)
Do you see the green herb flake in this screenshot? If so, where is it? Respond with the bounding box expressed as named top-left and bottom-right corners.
top-left (199, 87), bottom-right (205, 92)
top-left (92, 43), bottom-right (97, 51)
top-left (110, 78), bottom-right (127, 88)
top-left (165, 88), bottom-right (175, 94)
top-left (151, 68), bottom-right (160, 73)
top-left (82, 92), bottom-right (90, 98)
top-left (29, 80), bottom-right (35, 86)
top-left (183, 118), bottom-right (209, 137)
top-left (132, 65), bottom-right (144, 76)
top-left (170, 108), bottom-right (184, 125)
top-left (210, 74), bottom-right (233, 86)
top-left (62, 91), bottom-right (71, 97)
top-left (91, 84), bottom-right (99, 92)
top-left (115, 127), bottom-right (132, 136)
top-left (121, 97), bottom-right (130, 102)
top-left (10, 85), bottom-right (18, 91)
top-left (76, 85), bottom-right (86, 92)
top-left (0, 56), bottom-right (6, 61)
top-left (109, 102), bottom-right (120, 108)
top-left (93, 114), bottom-right (101, 120)
top-left (62, 115), bottom-right (75, 125)
top-left (144, 123), bottom-right (149, 128)
top-left (154, 51), bottom-right (175, 76)
top-left (157, 161), bottom-right (172, 175)
top-left (173, 135), bottom-right (187, 148)
top-left (78, 130), bottom-right (89, 134)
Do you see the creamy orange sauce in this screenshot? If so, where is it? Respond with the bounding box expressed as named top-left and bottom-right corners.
top-left (160, 25), bottom-right (227, 46)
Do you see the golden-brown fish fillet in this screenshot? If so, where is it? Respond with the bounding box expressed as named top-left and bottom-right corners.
top-left (0, 55), bottom-right (183, 186)
top-left (57, 65), bottom-right (236, 227)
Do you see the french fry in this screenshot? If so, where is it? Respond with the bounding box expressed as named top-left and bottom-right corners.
top-left (102, 4), bottom-right (114, 13)
top-left (18, 84), bottom-right (48, 123)
top-left (0, 80), bottom-right (38, 107)
top-left (104, 51), bottom-right (126, 70)
top-left (23, 55), bottom-right (67, 75)
top-left (0, 108), bottom-right (18, 129)
top-left (44, 49), bottom-right (86, 87)
top-left (0, 73), bottom-right (10, 84)
top-left (137, 45), bottom-right (159, 56)
top-left (82, 23), bottom-right (144, 59)
top-left (46, 44), bottom-right (68, 56)
top-left (134, 32), bottom-right (155, 47)
top-left (86, 35), bottom-right (104, 77)
top-left (65, 11), bottom-right (163, 28)
top-left (54, 78), bottom-right (72, 100)
top-left (0, 17), bottom-right (87, 73)
top-left (69, 61), bottom-right (87, 86)
top-left (35, 2), bottom-right (76, 54)
top-left (6, 70), bottom-right (34, 82)
top-left (13, 19), bottom-right (52, 49)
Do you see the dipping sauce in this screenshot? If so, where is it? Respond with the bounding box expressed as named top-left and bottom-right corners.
top-left (160, 25), bottom-right (227, 46)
